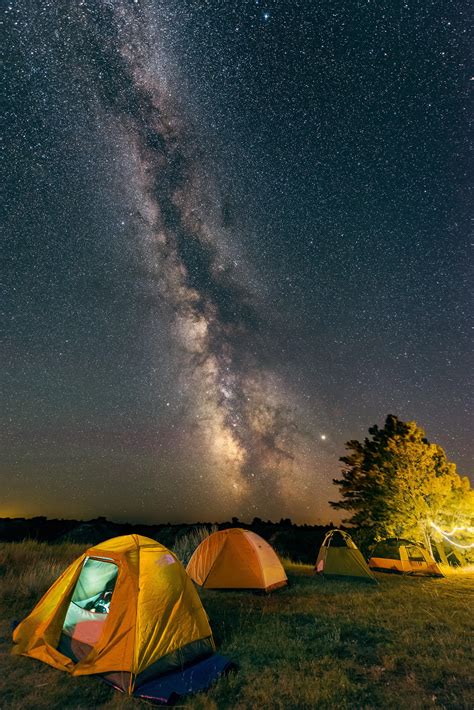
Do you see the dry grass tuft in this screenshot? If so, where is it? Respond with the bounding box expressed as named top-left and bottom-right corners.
top-left (172, 524), bottom-right (218, 567)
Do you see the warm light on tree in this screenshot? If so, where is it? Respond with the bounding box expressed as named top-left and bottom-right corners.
top-left (330, 415), bottom-right (474, 555)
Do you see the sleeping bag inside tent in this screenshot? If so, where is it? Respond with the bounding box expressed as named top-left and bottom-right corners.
top-left (368, 538), bottom-right (444, 576)
top-left (186, 528), bottom-right (288, 591)
top-left (315, 529), bottom-right (377, 582)
top-left (12, 535), bottom-right (233, 700)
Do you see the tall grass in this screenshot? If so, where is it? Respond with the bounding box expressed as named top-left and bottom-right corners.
top-left (172, 524), bottom-right (218, 566)
top-left (0, 541), bottom-right (85, 616)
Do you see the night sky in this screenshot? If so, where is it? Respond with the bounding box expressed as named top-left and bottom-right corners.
top-left (3, 1), bottom-right (472, 524)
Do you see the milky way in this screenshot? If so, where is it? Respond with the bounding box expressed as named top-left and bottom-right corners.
top-left (64, 1), bottom-right (313, 515)
top-left (3, 0), bottom-right (471, 523)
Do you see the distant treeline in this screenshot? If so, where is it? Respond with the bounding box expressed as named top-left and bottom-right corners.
top-left (0, 516), bottom-right (339, 564)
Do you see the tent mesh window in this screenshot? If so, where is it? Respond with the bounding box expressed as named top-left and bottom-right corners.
top-left (327, 531), bottom-right (349, 547)
top-left (406, 546), bottom-right (425, 562)
top-left (372, 540), bottom-right (402, 558)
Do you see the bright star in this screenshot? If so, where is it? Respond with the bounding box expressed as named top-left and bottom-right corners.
top-left (320, 434), bottom-right (326, 440)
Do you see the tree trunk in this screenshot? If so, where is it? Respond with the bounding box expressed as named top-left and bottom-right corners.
top-left (423, 525), bottom-right (433, 557)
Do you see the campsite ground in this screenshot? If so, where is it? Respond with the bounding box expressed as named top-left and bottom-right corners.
top-left (0, 542), bottom-right (473, 710)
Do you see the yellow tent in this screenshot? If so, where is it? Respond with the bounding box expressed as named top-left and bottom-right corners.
top-left (186, 528), bottom-right (287, 591)
top-left (12, 535), bottom-right (215, 694)
top-left (368, 538), bottom-right (444, 577)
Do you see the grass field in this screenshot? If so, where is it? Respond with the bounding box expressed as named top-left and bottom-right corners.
top-left (0, 542), bottom-right (473, 709)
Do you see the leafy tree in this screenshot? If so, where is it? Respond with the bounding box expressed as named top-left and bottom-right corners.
top-left (331, 415), bottom-right (473, 553)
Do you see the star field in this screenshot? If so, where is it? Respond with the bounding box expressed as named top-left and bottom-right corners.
top-left (2, 0), bottom-right (472, 523)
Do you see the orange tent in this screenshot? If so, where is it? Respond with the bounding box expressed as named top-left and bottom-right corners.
top-left (186, 528), bottom-right (287, 591)
top-left (12, 535), bottom-right (215, 693)
top-left (368, 538), bottom-right (444, 577)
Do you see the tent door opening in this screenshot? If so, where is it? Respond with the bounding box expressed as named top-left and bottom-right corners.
top-left (58, 557), bottom-right (118, 662)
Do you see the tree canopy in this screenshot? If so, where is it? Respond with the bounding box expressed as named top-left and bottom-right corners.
top-left (331, 415), bottom-right (473, 552)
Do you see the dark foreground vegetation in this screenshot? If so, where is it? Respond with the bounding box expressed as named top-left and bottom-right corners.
top-left (1, 541), bottom-right (473, 709)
